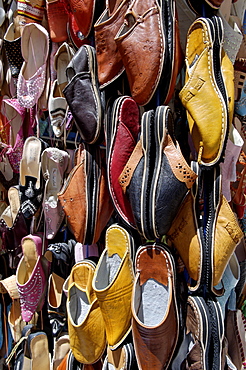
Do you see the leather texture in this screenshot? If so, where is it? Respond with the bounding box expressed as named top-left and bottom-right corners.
top-left (119, 106), bottom-right (197, 240)
top-left (92, 224), bottom-right (134, 350)
top-left (167, 192), bottom-right (244, 290)
top-left (63, 45), bottom-right (103, 145)
top-left (67, 0), bottom-right (95, 38)
top-left (46, 0), bottom-right (68, 43)
top-left (106, 96), bottom-right (140, 227)
top-left (115, 0), bottom-right (181, 106)
top-left (94, 0), bottom-right (131, 87)
top-left (132, 243), bottom-right (179, 370)
top-left (179, 16), bottom-right (233, 166)
top-left (58, 144), bottom-right (113, 245)
top-left (67, 260), bottom-right (106, 364)
top-left (115, 0), bottom-right (164, 106)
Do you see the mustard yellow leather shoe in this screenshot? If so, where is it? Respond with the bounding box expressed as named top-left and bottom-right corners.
top-left (67, 260), bottom-right (106, 364)
top-left (92, 224), bottom-right (134, 350)
top-left (179, 16), bottom-right (233, 167)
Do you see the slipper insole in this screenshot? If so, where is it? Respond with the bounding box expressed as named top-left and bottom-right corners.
top-left (8, 187), bottom-right (20, 222)
top-left (70, 286), bottom-right (90, 325)
top-left (23, 27), bottom-right (47, 80)
top-left (30, 334), bottom-right (50, 370)
top-left (57, 51), bottom-right (69, 86)
top-left (20, 138), bottom-right (41, 187)
top-left (49, 273), bottom-right (64, 308)
top-left (137, 278), bottom-right (169, 327)
top-left (22, 239), bottom-right (38, 282)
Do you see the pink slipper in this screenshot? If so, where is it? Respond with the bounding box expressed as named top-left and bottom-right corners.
top-left (16, 234), bottom-right (47, 322)
top-left (2, 98), bottom-right (34, 173)
top-left (17, 23), bottom-right (49, 109)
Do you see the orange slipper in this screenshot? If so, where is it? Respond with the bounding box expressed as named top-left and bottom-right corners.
top-left (46, 0), bottom-right (69, 43)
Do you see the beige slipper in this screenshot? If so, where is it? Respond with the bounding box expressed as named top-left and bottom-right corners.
top-left (8, 186), bottom-right (20, 223)
top-left (19, 136), bottom-right (43, 219)
top-left (17, 23), bottom-right (49, 109)
top-left (27, 332), bottom-right (51, 370)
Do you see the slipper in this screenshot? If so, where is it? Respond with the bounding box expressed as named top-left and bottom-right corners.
top-left (67, 0), bottom-right (96, 39)
top-left (47, 273), bottom-right (67, 337)
top-left (63, 45), bottom-right (104, 144)
top-left (19, 136), bottom-right (43, 219)
top-left (48, 80), bottom-right (69, 138)
top-left (8, 185), bottom-right (21, 222)
top-left (41, 147), bottom-right (70, 239)
top-left (66, 13), bottom-right (90, 50)
top-left (102, 343), bottom-right (136, 370)
top-left (3, 22), bottom-right (24, 79)
top-left (106, 96), bottom-right (140, 227)
top-left (26, 331), bottom-right (50, 370)
top-left (17, 23), bottom-right (49, 109)
top-left (54, 42), bottom-right (75, 94)
top-left (94, 0), bottom-right (130, 87)
top-left (49, 42), bottom-right (74, 137)
top-left (0, 206), bottom-right (29, 269)
top-left (53, 333), bottom-right (70, 370)
top-left (46, 0), bottom-right (68, 43)
top-left (16, 234), bottom-right (47, 322)
top-left (1, 97), bottom-right (29, 174)
top-left (8, 299), bottom-right (38, 343)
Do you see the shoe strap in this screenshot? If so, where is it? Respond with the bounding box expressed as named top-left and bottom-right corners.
top-left (119, 140), bottom-right (143, 194)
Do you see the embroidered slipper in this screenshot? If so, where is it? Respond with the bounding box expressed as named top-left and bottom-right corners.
top-left (16, 234), bottom-right (47, 322)
top-left (19, 136), bottom-right (43, 219)
top-left (3, 22), bottom-right (24, 79)
top-left (41, 147), bottom-right (70, 239)
top-left (17, 23), bottom-right (49, 109)
top-left (1, 98), bottom-right (26, 174)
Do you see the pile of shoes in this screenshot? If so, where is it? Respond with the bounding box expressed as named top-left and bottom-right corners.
top-left (0, 0), bottom-right (246, 369)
